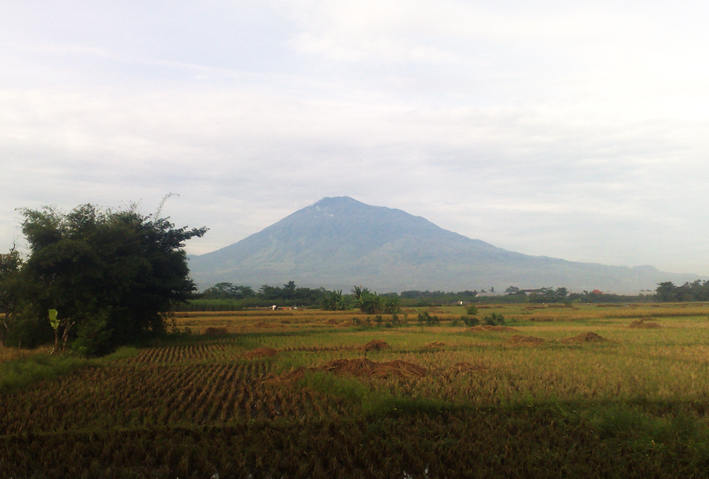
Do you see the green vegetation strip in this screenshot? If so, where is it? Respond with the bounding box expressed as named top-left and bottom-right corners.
top-left (0, 347), bottom-right (139, 393)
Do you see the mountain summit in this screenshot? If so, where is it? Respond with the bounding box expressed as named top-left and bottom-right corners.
top-left (188, 196), bottom-right (698, 293)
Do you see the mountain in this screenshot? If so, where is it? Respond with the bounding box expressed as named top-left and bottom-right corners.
top-left (187, 196), bottom-right (701, 293)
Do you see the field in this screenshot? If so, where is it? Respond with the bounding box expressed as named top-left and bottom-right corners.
top-left (3, 303), bottom-right (709, 478)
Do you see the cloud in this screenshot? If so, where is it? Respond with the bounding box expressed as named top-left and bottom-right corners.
top-left (1, 1), bottom-right (709, 279)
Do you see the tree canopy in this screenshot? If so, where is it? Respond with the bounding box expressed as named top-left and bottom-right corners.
top-left (0, 203), bottom-right (206, 355)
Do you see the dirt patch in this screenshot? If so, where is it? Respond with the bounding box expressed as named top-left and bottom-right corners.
top-left (562, 332), bottom-right (608, 343)
top-left (362, 339), bottom-right (392, 351)
top-left (243, 347), bottom-right (279, 359)
top-left (629, 319), bottom-right (661, 329)
top-left (422, 341), bottom-right (448, 350)
top-left (509, 335), bottom-right (545, 345)
top-left (468, 325), bottom-right (518, 332)
top-left (203, 327), bottom-right (228, 336)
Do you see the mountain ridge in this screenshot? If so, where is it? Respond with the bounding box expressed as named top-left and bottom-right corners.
top-left (187, 196), bottom-right (702, 293)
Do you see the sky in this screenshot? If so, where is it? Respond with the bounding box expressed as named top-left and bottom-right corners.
top-left (2, 0), bottom-right (709, 276)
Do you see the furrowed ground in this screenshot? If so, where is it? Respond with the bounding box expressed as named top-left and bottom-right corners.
top-left (3, 303), bottom-right (709, 478)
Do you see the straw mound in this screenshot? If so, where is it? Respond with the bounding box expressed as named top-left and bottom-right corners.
top-left (362, 339), bottom-right (392, 351)
top-left (243, 347), bottom-right (279, 359)
top-left (320, 358), bottom-right (427, 378)
top-left (468, 325), bottom-right (518, 332)
top-left (253, 322), bottom-right (281, 328)
top-left (629, 319), bottom-right (661, 329)
top-left (562, 332), bottom-right (608, 343)
top-left (203, 327), bottom-right (228, 336)
top-left (264, 358), bottom-right (428, 382)
top-left (449, 362), bottom-right (488, 374)
top-left (263, 367), bottom-right (307, 383)
top-left (509, 335), bottom-right (545, 345)
top-left (325, 319), bottom-right (339, 325)
top-left (423, 341), bottom-right (448, 350)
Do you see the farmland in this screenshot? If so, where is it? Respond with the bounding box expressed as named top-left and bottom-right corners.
top-left (3, 303), bottom-right (709, 478)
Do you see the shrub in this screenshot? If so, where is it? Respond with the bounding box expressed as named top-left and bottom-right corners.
top-left (466, 305), bottom-right (478, 316)
top-left (461, 315), bottom-right (480, 327)
top-left (484, 313), bottom-right (505, 326)
top-left (417, 312), bottom-right (440, 326)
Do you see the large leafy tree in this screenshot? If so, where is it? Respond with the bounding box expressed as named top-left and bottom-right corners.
top-left (9, 203), bottom-right (207, 354)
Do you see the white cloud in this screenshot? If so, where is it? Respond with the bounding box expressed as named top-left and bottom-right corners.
top-left (1, 1), bottom-right (709, 278)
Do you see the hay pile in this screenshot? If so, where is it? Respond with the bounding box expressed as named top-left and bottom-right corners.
top-left (264, 358), bottom-right (427, 383)
top-left (203, 327), bottom-right (228, 336)
top-left (422, 341), bottom-right (448, 350)
top-left (243, 347), bottom-right (279, 359)
top-left (362, 339), bottom-right (392, 351)
top-left (253, 322), bottom-right (281, 329)
top-left (468, 325), bottom-right (518, 332)
top-left (320, 358), bottom-right (426, 378)
top-left (509, 335), bottom-right (545, 345)
top-left (629, 319), bottom-right (661, 329)
top-left (562, 332), bottom-right (608, 343)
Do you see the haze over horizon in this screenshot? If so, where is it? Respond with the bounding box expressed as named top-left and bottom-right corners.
top-left (2, 1), bottom-right (709, 277)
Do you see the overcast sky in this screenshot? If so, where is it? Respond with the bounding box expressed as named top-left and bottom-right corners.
top-left (2, 0), bottom-right (709, 276)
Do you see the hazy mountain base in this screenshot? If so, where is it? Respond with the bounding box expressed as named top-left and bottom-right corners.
top-left (188, 197), bottom-right (701, 293)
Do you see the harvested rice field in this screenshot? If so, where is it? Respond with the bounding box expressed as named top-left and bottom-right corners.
top-left (3, 302), bottom-right (709, 478)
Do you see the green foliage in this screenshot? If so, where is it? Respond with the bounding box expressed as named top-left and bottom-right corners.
top-left (2, 303), bottom-right (53, 349)
top-left (352, 286), bottom-right (382, 314)
top-left (173, 298), bottom-right (245, 312)
top-left (258, 281), bottom-right (326, 305)
top-left (48, 309), bottom-right (59, 330)
top-left (0, 247), bottom-right (25, 342)
top-left (417, 311), bottom-right (440, 326)
top-left (528, 287), bottom-right (569, 304)
top-left (5, 203), bottom-right (206, 354)
top-left (654, 280), bottom-right (709, 302)
top-left (461, 315), bottom-right (479, 327)
top-left (201, 282), bottom-right (255, 300)
top-left (321, 289), bottom-right (348, 311)
top-left (465, 304), bottom-right (478, 315)
top-left (483, 312), bottom-right (505, 326)
top-left (0, 353), bottom-right (86, 393)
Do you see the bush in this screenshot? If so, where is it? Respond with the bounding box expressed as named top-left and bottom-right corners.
top-left (461, 315), bottom-right (480, 327)
top-left (417, 312), bottom-right (440, 326)
top-left (484, 313), bottom-right (505, 326)
top-left (466, 305), bottom-right (478, 316)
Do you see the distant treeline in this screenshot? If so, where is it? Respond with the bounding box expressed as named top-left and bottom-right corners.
top-left (179, 281), bottom-right (677, 311)
top-left (655, 280), bottom-right (709, 302)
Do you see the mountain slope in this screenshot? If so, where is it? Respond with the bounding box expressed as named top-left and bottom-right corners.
top-left (188, 197), bottom-right (700, 293)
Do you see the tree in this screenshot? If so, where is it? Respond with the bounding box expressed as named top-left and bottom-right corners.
top-left (0, 247), bottom-right (24, 343)
top-left (321, 289), bottom-right (347, 311)
top-left (655, 282), bottom-right (678, 302)
top-left (9, 203), bottom-right (207, 355)
top-left (351, 286), bottom-right (382, 314)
